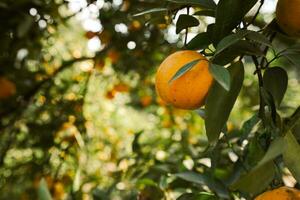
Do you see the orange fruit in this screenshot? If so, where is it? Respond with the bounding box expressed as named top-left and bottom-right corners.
top-left (255, 187), bottom-right (300, 200)
top-left (113, 83), bottom-right (130, 92)
top-left (276, 0), bottom-right (300, 37)
top-left (140, 95), bottom-right (152, 107)
top-left (129, 20), bottom-right (142, 31)
top-left (155, 51), bottom-right (213, 110)
top-left (107, 49), bottom-right (120, 64)
top-left (0, 77), bottom-right (16, 99)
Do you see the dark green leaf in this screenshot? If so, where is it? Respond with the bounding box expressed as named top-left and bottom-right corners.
top-left (176, 15), bottom-right (200, 34)
top-left (194, 10), bottom-right (215, 17)
top-left (209, 64), bottom-right (230, 91)
top-left (239, 114), bottom-right (260, 142)
top-left (214, 31), bottom-right (249, 56)
top-left (255, 137), bottom-right (284, 169)
top-left (231, 162), bottom-right (275, 195)
top-left (245, 31), bottom-right (272, 47)
top-left (186, 32), bottom-right (211, 50)
top-left (177, 192), bottom-right (217, 200)
top-left (205, 61), bottom-right (244, 143)
top-left (166, 0), bottom-right (217, 9)
top-left (169, 59), bottom-right (203, 83)
top-left (38, 178), bottom-right (52, 200)
top-left (174, 171), bottom-right (229, 198)
top-left (133, 8), bottom-right (168, 17)
top-left (263, 67), bottom-right (288, 107)
top-left (283, 131), bottom-right (300, 183)
top-left (213, 0), bottom-right (258, 43)
top-left (132, 130), bottom-right (143, 154)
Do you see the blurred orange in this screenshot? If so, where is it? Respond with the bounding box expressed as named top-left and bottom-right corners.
top-left (99, 30), bottom-right (111, 45)
top-left (129, 20), bottom-right (142, 31)
top-left (106, 90), bottom-right (116, 99)
top-left (85, 31), bottom-right (98, 39)
top-left (53, 182), bottom-right (65, 200)
top-left (113, 83), bottom-right (130, 92)
top-left (0, 77), bottom-right (16, 99)
top-left (140, 95), bottom-right (152, 107)
top-left (107, 49), bottom-right (120, 64)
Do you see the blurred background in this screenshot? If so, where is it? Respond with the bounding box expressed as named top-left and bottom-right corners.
top-left (0, 0), bottom-right (299, 199)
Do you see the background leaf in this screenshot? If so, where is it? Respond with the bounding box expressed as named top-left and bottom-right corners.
top-left (263, 67), bottom-right (288, 107)
top-left (187, 32), bottom-right (211, 50)
top-left (38, 178), bottom-right (52, 200)
top-left (166, 0), bottom-right (217, 9)
top-left (283, 131), bottom-right (300, 183)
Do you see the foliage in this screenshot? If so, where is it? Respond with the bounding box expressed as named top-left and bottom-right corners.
top-left (0, 0), bottom-right (300, 200)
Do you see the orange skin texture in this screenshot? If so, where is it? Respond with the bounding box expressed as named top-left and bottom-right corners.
top-left (255, 187), bottom-right (300, 200)
top-left (0, 77), bottom-right (16, 99)
top-left (276, 0), bottom-right (300, 37)
top-left (155, 51), bottom-right (213, 110)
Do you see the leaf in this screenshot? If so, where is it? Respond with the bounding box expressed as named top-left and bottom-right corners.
top-left (213, 0), bottom-right (258, 43)
top-left (132, 130), bottom-right (143, 154)
top-left (174, 171), bottom-right (229, 198)
top-left (214, 31), bottom-right (249, 56)
top-left (166, 0), bottom-right (217, 9)
top-left (209, 64), bottom-right (231, 91)
top-left (245, 31), bottom-right (272, 47)
top-left (176, 15), bottom-right (200, 34)
top-left (177, 192), bottom-right (217, 200)
top-left (239, 114), bottom-right (260, 142)
top-left (263, 67), bottom-right (288, 107)
top-left (17, 15), bottom-right (34, 38)
top-left (205, 61), bottom-right (244, 143)
top-left (255, 137), bottom-right (284, 169)
top-left (168, 59), bottom-right (202, 83)
top-left (38, 178), bottom-right (52, 200)
top-left (186, 32), bottom-right (211, 50)
top-left (231, 161), bottom-right (275, 195)
top-left (194, 10), bottom-right (215, 17)
top-left (133, 8), bottom-right (168, 17)
top-left (283, 131), bottom-right (300, 183)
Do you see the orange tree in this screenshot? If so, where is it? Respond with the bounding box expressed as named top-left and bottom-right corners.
top-left (0, 0), bottom-right (300, 199)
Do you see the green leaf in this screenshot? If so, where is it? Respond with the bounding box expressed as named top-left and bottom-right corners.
top-left (132, 130), bottom-right (143, 154)
top-left (176, 15), bottom-right (200, 34)
top-left (168, 59), bottom-right (203, 83)
top-left (205, 61), bottom-right (244, 143)
top-left (231, 162), bottom-right (275, 195)
top-left (239, 114), bottom-right (260, 142)
top-left (174, 171), bottom-right (229, 198)
top-left (194, 10), bottom-right (215, 17)
top-left (186, 32), bottom-right (211, 50)
top-left (177, 192), bottom-right (217, 200)
top-left (283, 131), bottom-right (300, 183)
top-left (213, 0), bottom-right (258, 43)
top-left (245, 31), bottom-right (272, 47)
top-left (263, 67), bottom-right (288, 107)
top-left (209, 64), bottom-right (230, 91)
top-left (214, 31), bottom-right (249, 56)
top-left (133, 8), bottom-right (167, 17)
top-left (38, 178), bottom-right (52, 200)
top-left (166, 0), bottom-right (217, 9)
top-left (255, 137), bottom-right (284, 169)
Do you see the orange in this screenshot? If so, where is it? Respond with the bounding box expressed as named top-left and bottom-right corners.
top-left (107, 49), bottom-right (120, 64)
top-left (113, 83), bottom-right (130, 92)
top-left (276, 0), bottom-right (300, 37)
top-left (0, 77), bottom-right (16, 99)
top-left (140, 95), bottom-right (152, 107)
top-left (155, 51), bottom-right (213, 110)
top-left (255, 187), bottom-right (300, 200)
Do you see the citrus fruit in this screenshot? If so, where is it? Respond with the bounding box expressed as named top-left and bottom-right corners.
top-left (255, 186), bottom-right (300, 200)
top-left (0, 77), bottom-right (16, 99)
top-left (276, 0), bottom-right (300, 37)
top-left (155, 50), bottom-right (213, 110)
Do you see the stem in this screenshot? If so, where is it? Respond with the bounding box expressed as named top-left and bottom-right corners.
top-left (247, 0), bottom-right (264, 27)
top-left (184, 7), bottom-right (190, 46)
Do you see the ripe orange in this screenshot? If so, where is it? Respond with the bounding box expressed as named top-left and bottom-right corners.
top-left (255, 187), bottom-right (300, 200)
top-left (0, 77), bottom-right (16, 99)
top-left (276, 0), bottom-right (300, 37)
top-left (140, 95), bottom-right (152, 107)
top-left (155, 51), bottom-right (213, 110)
top-left (107, 49), bottom-right (120, 64)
